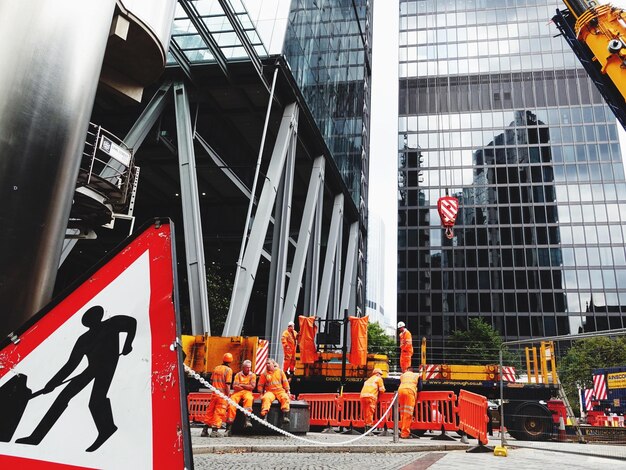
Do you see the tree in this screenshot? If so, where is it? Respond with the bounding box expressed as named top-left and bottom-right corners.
top-left (205, 263), bottom-right (233, 335)
top-left (558, 336), bottom-right (626, 415)
top-left (447, 318), bottom-right (519, 366)
top-left (367, 322), bottom-right (397, 362)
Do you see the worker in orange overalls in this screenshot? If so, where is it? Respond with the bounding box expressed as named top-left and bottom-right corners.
top-left (225, 359), bottom-right (256, 432)
top-left (281, 321), bottom-right (298, 375)
top-left (397, 321), bottom-right (413, 372)
top-left (202, 352), bottom-right (233, 437)
top-left (258, 359), bottom-right (291, 425)
top-left (360, 368), bottom-right (385, 433)
top-left (398, 367), bottom-right (421, 439)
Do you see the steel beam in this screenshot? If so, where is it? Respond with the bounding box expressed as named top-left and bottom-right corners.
top-left (174, 82), bottom-right (211, 335)
top-left (125, 82), bottom-right (172, 151)
top-left (267, 134), bottom-right (296, 359)
top-left (304, 181), bottom-right (324, 316)
top-left (340, 222), bottom-right (359, 315)
top-left (282, 157), bottom-right (325, 334)
top-left (316, 194), bottom-right (344, 321)
top-left (223, 102), bottom-right (299, 336)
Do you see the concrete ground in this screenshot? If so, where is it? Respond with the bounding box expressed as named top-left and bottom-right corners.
top-left (191, 427), bottom-right (626, 469)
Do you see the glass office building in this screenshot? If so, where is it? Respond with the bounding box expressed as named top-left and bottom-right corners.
top-left (397, 0), bottom-right (626, 352)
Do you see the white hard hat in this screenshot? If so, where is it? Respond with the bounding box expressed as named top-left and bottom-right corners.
top-left (288, 321), bottom-right (295, 327)
top-left (397, 321), bottom-right (405, 328)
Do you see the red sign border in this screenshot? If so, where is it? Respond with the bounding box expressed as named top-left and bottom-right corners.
top-left (0, 218), bottom-right (192, 469)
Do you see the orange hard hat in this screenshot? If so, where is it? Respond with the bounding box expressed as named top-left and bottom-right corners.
top-left (223, 352), bottom-right (233, 363)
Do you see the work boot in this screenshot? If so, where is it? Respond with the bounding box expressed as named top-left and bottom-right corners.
top-left (200, 425), bottom-right (209, 437)
top-left (244, 418), bottom-right (253, 429)
top-left (282, 412), bottom-right (290, 425)
top-left (261, 413), bottom-right (268, 421)
top-left (363, 425), bottom-right (370, 434)
top-left (224, 424), bottom-right (232, 437)
top-left (210, 428), bottom-right (220, 438)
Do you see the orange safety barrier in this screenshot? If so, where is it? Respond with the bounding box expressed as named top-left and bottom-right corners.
top-left (188, 392), bottom-right (213, 422)
top-left (298, 393), bottom-right (342, 427)
top-left (299, 391), bottom-right (459, 432)
top-left (457, 389), bottom-right (489, 445)
top-left (411, 391), bottom-right (458, 432)
top-left (187, 392), bottom-right (262, 423)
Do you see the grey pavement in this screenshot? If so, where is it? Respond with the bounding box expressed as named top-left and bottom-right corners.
top-left (191, 427), bottom-right (626, 469)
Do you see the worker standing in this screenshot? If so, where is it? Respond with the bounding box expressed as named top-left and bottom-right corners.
top-left (202, 352), bottom-right (233, 437)
top-left (281, 321), bottom-right (298, 375)
top-left (225, 359), bottom-right (256, 432)
top-left (397, 321), bottom-right (413, 372)
top-left (398, 367), bottom-right (421, 439)
top-left (258, 359), bottom-right (291, 425)
top-left (360, 368), bottom-right (385, 434)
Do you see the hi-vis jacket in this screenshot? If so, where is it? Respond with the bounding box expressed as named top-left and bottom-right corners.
top-left (258, 368), bottom-right (290, 393)
top-left (212, 364), bottom-right (233, 395)
top-left (233, 371), bottom-right (257, 390)
top-left (360, 374), bottom-right (385, 400)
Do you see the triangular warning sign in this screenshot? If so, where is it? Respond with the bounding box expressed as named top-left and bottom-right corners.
top-left (0, 219), bottom-right (191, 469)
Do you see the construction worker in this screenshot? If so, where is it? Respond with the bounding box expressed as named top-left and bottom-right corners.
top-left (258, 358), bottom-right (291, 425)
top-left (398, 367), bottom-right (420, 439)
top-left (397, 321), bottom-right (413, 372)
top-left (225, 359), bottom-right (256, 432)
top-left (360, 368), bottom-right (385, 434)
top-left (201, 352), bottom-right (233, 437)
top-left (281, 321), bottom-right (298, 375)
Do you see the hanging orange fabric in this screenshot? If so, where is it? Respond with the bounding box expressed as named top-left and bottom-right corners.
top-left (348, 315), bottom-right (369, 366)
top-left (298, 316), bottom-right (318, 364)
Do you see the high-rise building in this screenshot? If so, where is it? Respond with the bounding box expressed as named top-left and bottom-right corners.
top-left (366, 213), bottom-right (392, 332)
top-left (397, 0), bottom-right (626, 357)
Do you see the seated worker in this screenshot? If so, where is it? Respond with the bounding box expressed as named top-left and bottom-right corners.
top-left (398, 367), bottom-right (421, 439)
top-left (226, 359), bottom-right (256, 431)
top-left (202, 353), bottom-right (233, 437)
top-left (360, 368), bottom-right (385, 434)
top-left (257, 358), bottom-right (291, 425)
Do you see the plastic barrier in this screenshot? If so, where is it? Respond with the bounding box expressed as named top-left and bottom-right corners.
top-left (298, 393), bottom-right (342, 427)
top-left (187, 391), bottom-right (262, 423)
top-left (457, 389), bottom-right (489, 445)
top-left (300, 391), bottom-right (459, 432)
top-left (188, 392), bottom-right (212, 423)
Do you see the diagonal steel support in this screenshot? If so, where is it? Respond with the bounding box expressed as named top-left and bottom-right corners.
top-left (316, 193), bottom-right (344, 321)
top-left (267, 133), bottom-right (296, 360)
top-left (223, 102), bottom-right (299, 336)
top-left (340, 222), bottom-right (359, 315)
top-left (282, 156), bottom-right (325, 335)
top-left (125, 81), bottom-right (172, 151)
top-left (305, 179), bottom-right (324, 316)
top-left (174, 82), bottom-right (211, 335)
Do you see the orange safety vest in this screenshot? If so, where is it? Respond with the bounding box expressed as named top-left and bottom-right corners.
top-left (360, 375), bottom-right (385, 399)
top-left (212, 364), bottom-right (233, 395)
top-left (398, 371), bottom-right (419, 395)
top-left (233, 371), bottom-right (256, 390)
top-left (281, 328), bottom-right (297, 354)
top-left (399, 329), bottom-right (413, 355)
top-left (259, 369), bottom-right (289, 393)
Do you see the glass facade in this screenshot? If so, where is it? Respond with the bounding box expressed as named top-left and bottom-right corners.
top-left (284, 0), bottom-right (370, 207)
top-left (397, 0), bottom-right (626, 349)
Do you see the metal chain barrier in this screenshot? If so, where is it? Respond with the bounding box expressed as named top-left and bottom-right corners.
top-left (184, 364), bottom-right (398, 446)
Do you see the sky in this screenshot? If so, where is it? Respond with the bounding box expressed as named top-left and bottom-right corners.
top-left (368, 0), bottom-right (626, 327)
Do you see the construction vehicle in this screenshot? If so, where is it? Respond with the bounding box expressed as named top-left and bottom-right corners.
top-left (585, 366), bottom-right (626, 426)
top-left (553, 0), bottom-right (626, 129)
top-left (417, 338), bottom-right (577, 441)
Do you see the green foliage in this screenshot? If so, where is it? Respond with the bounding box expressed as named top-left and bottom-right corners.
top-left (205, 263), bottom-right (233, 335)
top-left (448, 318), bottom-right (519, 366)
top-left (559, 336), bottom-right (626, 415)
top-left (367, 322), bottom-right (397, 361)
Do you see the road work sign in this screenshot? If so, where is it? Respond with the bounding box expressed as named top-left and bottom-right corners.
top-left (0, 219), bottom-right (191, 469)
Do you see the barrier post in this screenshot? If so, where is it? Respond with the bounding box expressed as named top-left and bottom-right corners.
top-left (393, 393), bottom-right (399, 443)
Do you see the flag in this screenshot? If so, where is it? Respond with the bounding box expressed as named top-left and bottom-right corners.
top-left (593, 374), bottom-right (608, 400)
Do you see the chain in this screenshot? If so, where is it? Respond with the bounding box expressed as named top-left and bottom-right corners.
top-left (184, 364), bottom-right (398, 446)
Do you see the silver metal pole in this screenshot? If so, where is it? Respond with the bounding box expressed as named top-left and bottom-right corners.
top-left (393, 393), bottom-right (399, 443)
top-left (499, 347), bottom-right (506, 447)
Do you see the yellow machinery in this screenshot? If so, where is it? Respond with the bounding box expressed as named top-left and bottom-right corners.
top-left (181, 335), bottom-right (260, 376)
top-left (563, 0), bottom-right (626, 101)
top-left (294, 352), bottom-right (389, 379)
